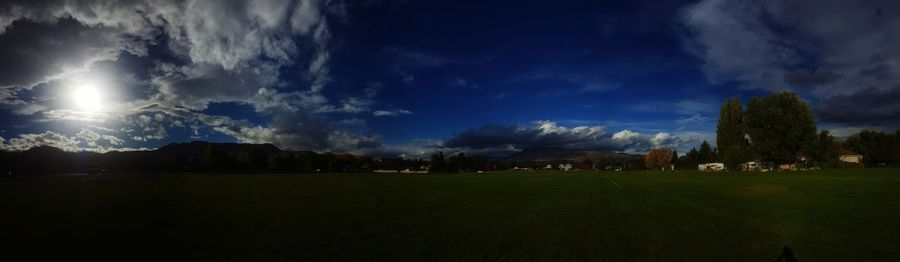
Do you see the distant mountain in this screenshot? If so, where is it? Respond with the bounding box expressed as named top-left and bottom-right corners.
top-left (0, 141), bottom-right (348, 175)
top-left (0, 142), bottom-right (643, 175)
top-left (157, 141), bottom-right (283, 156)
top-left (510, 146), bottom-right (635, 161)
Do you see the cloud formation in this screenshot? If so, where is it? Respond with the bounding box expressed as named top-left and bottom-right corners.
top-left (0, 130), bottom-right (137, 153)
top-left (0, 0), bottom-right (402, 154)
top-left (444, 121), bottom-right (711, 154)
top-left (373, 109), bottom-right (412, 117)
top-left (681, 0), bottom-right (900, 127)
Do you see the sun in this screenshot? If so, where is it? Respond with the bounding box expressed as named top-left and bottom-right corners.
top-left (72, 85), bottom-right (103, 112)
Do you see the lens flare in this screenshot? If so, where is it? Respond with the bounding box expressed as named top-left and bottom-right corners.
top-left (72, 85), bottom-right (102, 112)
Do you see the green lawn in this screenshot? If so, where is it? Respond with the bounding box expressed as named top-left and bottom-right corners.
top-left (2, 169), bottom-right (899, 261)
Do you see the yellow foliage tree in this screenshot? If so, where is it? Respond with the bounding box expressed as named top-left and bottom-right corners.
top-left (645, 148), bottom-right (673, 171)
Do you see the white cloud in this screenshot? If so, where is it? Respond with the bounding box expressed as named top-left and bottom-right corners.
top-left (0, 131), bottom-right (80, 152)
top-left (651, 132), bottom-right (671, 146)
top-left (0, 130), bottom-right (139, 152)
top-left (443, 121), bottom-right (703, 154)
top-left (337, 97), bottom-right (373, 113)
top-left (373, 109), bottom-right (412, 117)
top-left (77, 129), bottom-right (125, 147)
top-left (612, 130), bottom-right (640, 140)
top-left (0, 0), bottom-right (344, 112)
top-left (0, 0), bottom-right (408, 154)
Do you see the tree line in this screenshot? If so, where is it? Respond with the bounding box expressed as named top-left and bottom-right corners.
top-left (0, 142), bottom-right (418, 175)
top-left (661, 91), bottom-right (900, 170)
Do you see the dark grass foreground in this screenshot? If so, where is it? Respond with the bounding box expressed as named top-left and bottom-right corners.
top-left (2, 169), bottom-right (899, 261)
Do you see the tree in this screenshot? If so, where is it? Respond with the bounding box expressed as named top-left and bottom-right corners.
top-left (896, 130), bottom-right (900, 164)
top-left (844, 130), bottom-right (900, 167)
top-left (716, 97), bottom-right (752, 169)
top-left (457, 152), bottom-right (466, 172)
top-left (721, 145), bottom-right (755, 171)
top-left (429, 151), bottom-right (446, 172)
top-left (296, 152), bottom-right (316, 172)
top-left (247, 147), bottom-right (269, 170)
top-left (745, 91), bottom-right (817, 164)
top-left (595, 156), bottom-right (621, 170)
top-left (677, 148), bottom-right (700, 170)
top-left (446, 152), bottom-right (466, 173)
top-left (671, 149), bottom-right (678, 168)
top-left (625, 157), bottom-right (647, 171)
top-left (200, 144), bottom-right (230, 170)
top-left (806, 130), bottom-right (839, 167)
top-left (644, 148), bottom-right (673, 171)
top-left (698, 141), bottom-right (713, 163)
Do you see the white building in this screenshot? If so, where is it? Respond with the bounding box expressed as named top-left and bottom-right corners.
top-left (698, 163), bottom-right (725, 171)
top-left (558, 163), bottom-right (573, 171)
top-left (741, 161), bottom-right (774, 172)
top-left (839, 149), bottom-right (863, 164)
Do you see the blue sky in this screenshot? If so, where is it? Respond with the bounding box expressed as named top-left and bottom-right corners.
top-left (1, 0), bottom-right (898, 157)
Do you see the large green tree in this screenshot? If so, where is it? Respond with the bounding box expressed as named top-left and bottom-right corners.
top-left (671, 149), bottom-right (678, 167)
top-left (716, 97), bottom-right (752, 169)
top-left (844, 130), bottom-right (900, 167)
top-left (745, 92), bottom-right (817, 164)
top-left (806, 130), bottom-right (840, 167)
top-left (698, 141), bottom-right (714, 163)
top-left (676, 148), bottom-right (700, 170)
top-left (429, 152), bottom-right (446, 172)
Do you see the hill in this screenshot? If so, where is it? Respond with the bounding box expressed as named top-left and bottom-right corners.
top-left (510, 146), bottom-right (636, 161)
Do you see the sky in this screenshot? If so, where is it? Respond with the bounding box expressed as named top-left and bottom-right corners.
top-left (0, 0), bottom-right (898, 158)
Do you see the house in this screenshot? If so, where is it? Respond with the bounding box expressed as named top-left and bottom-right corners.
top-left (839, 149), bottom-right (863, 164)
top-left (741, 161), bottom-right (759, 171)
top-left (796, 153), bottom-right (810, 163)
top-left (779, 163), bottom-right (797, 171)
top-left (558, 163), bottom-right (573, 171)
top-left (698, 163), bottom-right (725, 171)
top-left (742, 161), bottom-right (775, 172)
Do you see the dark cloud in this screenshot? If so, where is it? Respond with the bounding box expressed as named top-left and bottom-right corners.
top-left (783, 68), bottom-right (840, 86)
top-left (135, 103), bottom-right (382, 153)
top-left (153, 63), bottom-right (279, 110)
top-left (681, 0), bottom-right (900, 128)
top-left (816, 87), bottom-right (900, 126)
top-left (445, 124), bottom-right (543, 149)
top-left (0, 18), bottom-right (138, 88)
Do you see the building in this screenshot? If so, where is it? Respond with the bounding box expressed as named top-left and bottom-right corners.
top-left (558, 163), bottom-right (573, 171)
top-left (741, 161), bottom-right (775, 172)
top-left (741, 161), bottom-right (759, 171)
top-left (839, 149), bottom-right (863, 164)
top-left (779, 163), bottom-right (797, 171)
top-left (698, 163), bottom-right (725, 171)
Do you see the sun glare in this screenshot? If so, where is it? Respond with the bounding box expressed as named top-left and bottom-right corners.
top-left (72, 85), bottom-right (102, 112)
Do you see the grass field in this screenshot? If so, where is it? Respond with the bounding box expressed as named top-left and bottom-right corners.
top-left (2, 169), bottom-right (900, 261)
